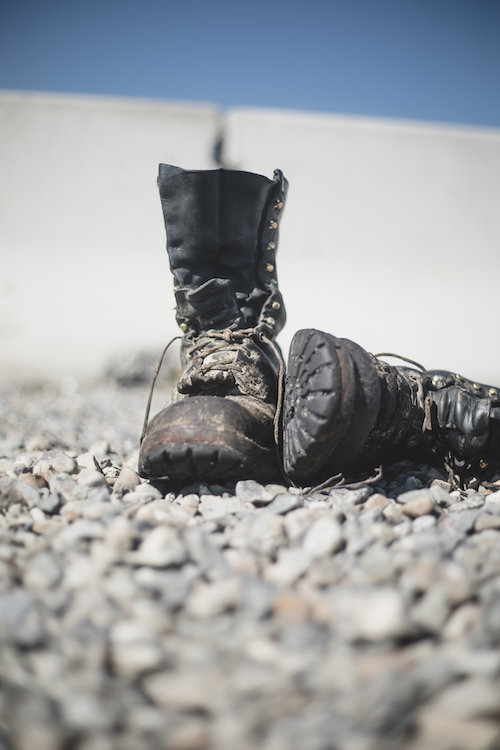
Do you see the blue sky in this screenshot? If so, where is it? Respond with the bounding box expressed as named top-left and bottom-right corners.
top-left (1, 0), bottom-right (500, 127)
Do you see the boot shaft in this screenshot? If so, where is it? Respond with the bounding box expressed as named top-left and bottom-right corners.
top-left (158, 165), bottom-right (288, 335)
top-left (139, 165), bottom-right (289, 485)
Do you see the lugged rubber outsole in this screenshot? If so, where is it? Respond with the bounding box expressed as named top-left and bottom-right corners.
top-left (283, 329), bottom-right (381, 484)
top-left (139, 396), bottom-right (277, 483)
top-left (283, 329), bottom-right (355, 480)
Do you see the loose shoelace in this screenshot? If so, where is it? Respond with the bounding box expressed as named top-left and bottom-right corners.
top-left (140, 336), bottom-right (182, 444)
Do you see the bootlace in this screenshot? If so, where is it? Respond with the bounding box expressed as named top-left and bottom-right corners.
top-left (373, 352), bottom-right (427, 373)
top-left (140, 336), bottom-right (182, 444)
top-left (182, 327), bottom-right (263, 381)
top-left (375, 351), bottom-right (433, 439)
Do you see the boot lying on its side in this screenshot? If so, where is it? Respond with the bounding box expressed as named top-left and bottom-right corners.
top-left (283, 328), bottom-right (500, 485)
top-left (139, 164), bottom-right (288, 484)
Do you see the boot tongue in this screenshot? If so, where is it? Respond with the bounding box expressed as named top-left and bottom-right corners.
top-left (177, 278), bottom-right (242, 331)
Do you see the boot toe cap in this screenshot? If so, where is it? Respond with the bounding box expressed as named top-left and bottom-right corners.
top-left (139, 396), bottom-right (277, 483)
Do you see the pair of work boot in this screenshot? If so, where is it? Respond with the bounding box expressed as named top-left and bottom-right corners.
top-left (138, 165), bottom-right (500, 488)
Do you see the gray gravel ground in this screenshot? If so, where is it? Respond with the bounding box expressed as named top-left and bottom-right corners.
top-left (1, 376), bottom-right (500, 750)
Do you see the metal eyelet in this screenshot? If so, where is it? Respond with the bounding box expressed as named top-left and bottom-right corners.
top-left (267, 242), bottom-right (275, 250)
top-left (472, 383), bottom-right (481, 391)
top-left (272, 301), bottom-right (281, 310)
top-left (489, 388), bottom-right (498, 397)
top-left (269, 221), bottom-right (278, 230)
top-left (179, 322), bottom-right (188, 332)
top-left (264, 317), bottom-right (276, 327)
top-left (265, 263), bottom-right (274, 272)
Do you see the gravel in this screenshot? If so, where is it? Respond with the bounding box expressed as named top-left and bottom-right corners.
top-left (1, 377), bottom-right (500, 749)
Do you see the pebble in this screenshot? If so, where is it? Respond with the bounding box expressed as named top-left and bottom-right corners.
top-left (186, 577), bottom-right (241, 618)
top-left (127, 525), bottom-right (187, 567)
top-left (316, 587), bottom-right (408, 641)
top-left (247, 512), bottom-right (286, 557)
top-left (265, 548), bottom-right (313, 586)
top-left (412, 585), bottom-right (451, 633)
top-left (224, 548), bottom-right (259, 576)
top-left (2, 379), bottom-right (500, 749)
top-left (103, 515), bottom-right (134, 552)
top-left (35, 491), bottom-right (62, 515)
top-left (383, 502), bottom-right (405, 524)
top-left (183, 525), bottom-right (228, 578)
top-left (235, 479), bottom-right (274, 505)
top-left (33, 451), bottom-right (77, 475)
top-left (446, 508), bottom-right (482, 534)
top-left (265, 492), bottom-right (303, 514)
top-left (112, 466), bottom-right (140, 496)
top-left (52, 519), bottom-right (104, 550)
top-left (23, 551), bottom-right (62, 590)
top-left (397, 487), bottom-right (433, 505)
top-left (143, 669), bottom-right (216, 712)
top-left (283, 507), bottom-right (315, 541)
top-left (0, 478), bottom-right (40, 509)
top-left (474, 513), bottom-right (500, 532)
top-left (77, 452), bottom-right (100, 470)
top-left (109, 619), bottom-right (164, 680)
top-left (49, 473), bottom-right (78, 503)
top-left (175, 493), bottom-right (199, 516)
top-left (402, 494), bottom-right (435, 518)
top-left (364, 493), bottom-right (389, 510)
top-left (430, 480), bottom-right (453, 507)
top-left (77, 468), bottom-right (108, 489)
top-left (302, 516), bottom-right (343, 557)
top-left (0, 589), bottom-right (45, 646)
top-left (412, 514), bottom-right (436, 532)
top-left (449, 495), bottom-right (486, 513)
top-left (198, 495), bottom-right (247, 518)
top-left (443, 603), bottom-right (481, 641)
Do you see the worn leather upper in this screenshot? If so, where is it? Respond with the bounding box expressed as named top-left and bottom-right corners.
top-left (158, 165), bottom-right (288, 335)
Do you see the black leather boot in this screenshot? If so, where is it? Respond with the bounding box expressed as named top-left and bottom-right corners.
top-left (139, 164), bottom-right (288, 484)
top-left (283, 329), bottom-right (500, 485)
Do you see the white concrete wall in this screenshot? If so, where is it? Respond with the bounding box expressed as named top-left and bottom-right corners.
top-left (0, 91), bottom-right (220, 379)
top-left (2, 91), bottom-right (500, 385)
top-left (225, 109), bottom-right (500, 385)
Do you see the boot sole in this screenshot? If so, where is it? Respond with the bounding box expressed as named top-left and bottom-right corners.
top-left (283, 329), bottom-right (380, 484)
top-left (139, 396), bottom-right (277, 483)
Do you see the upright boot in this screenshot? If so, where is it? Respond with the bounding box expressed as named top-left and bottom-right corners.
top-left (283, 329), bottom-right (500, 485)
top-left (139, 164), bottom-right (288, 484)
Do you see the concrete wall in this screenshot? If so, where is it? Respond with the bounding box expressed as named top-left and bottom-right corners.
top-left (2, 91), bottom-right (500, 385)
top-left (0, 91), bottom-right (220, 379)
top-left (224, 108), bottom-right (500, 385)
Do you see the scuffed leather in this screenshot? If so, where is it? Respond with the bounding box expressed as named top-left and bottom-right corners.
top-left (175, 278), bottom-right (242, 332)
top-left (431, 386), bottom-right (491, 456)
